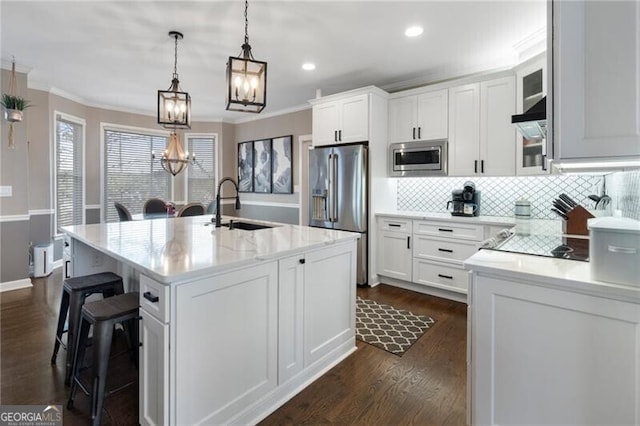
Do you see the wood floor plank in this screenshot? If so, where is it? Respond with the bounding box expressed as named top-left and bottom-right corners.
top-left (2, 271), bottom-right (467, 425)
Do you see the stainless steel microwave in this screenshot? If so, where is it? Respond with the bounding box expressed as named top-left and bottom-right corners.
top-left (389, 139), bottom-right (448, 177)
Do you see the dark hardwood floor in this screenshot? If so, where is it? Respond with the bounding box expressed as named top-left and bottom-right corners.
top-left (1, 270), bottom-right (467, 425)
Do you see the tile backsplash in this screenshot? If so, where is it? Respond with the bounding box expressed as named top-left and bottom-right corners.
top-left (606, 170), bottom-right (640, 220)
top-left (396, 175), bottom-right (604, 219)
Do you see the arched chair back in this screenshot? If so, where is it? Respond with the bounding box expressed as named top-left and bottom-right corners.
top-left (177, 203), bottom-right (205, 217)
top-left (143, 198), bottom-right (167, 217)
top-left (206, 200), bottom-right (217, 215)
top-left (114, 202), bottom-right (132, 222)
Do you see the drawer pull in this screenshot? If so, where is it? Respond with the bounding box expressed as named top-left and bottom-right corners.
top-left (608, 245), bottom-right (637, 255)
top-left (438, 248), bottom-right (453, 253)
top-left (438, 228), bottom-right (453, 232)
top-left (438, 274), bottom-right (453, 280)
top-left (407, 236), bottom-right (411, 249)
top-left (143, 291), bottom-right (159, 303)
top-left (389, 223), bottom-right (401, 228)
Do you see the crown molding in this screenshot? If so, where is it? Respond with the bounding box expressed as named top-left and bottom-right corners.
top-left (232, 103), bottom-right (311, 124)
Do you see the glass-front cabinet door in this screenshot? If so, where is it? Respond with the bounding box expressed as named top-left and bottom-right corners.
top-left (515, 56), bottom-right (549, 175)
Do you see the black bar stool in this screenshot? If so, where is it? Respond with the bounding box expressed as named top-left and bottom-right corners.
top-left (51, 272), bottom-right (124, 385)
top-left (67, 292), bottom-right (140, 426)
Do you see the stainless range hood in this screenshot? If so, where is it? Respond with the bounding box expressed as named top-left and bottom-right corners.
top-left (511, 96), bottom-right (546, 140)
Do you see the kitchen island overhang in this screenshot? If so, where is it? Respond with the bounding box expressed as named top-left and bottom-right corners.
top-left (62, 215), bottom-right (360, 425)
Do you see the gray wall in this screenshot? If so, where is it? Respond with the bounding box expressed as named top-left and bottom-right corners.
top-left (229, 109), bottom-right (312, 223)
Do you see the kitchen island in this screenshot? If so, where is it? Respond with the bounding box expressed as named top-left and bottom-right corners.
top-left (62, 215), bottom-right (360, 425)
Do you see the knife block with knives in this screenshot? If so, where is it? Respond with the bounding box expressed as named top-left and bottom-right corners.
top-left (551, 193), bottom-right (595, 236)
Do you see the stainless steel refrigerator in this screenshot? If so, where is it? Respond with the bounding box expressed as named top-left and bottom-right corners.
top-left (309, 143), bottom-right (368, 285)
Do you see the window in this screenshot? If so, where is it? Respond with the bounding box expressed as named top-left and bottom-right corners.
top-left (186, 134), bottom-right (217, 205)
top-left (103, 126), bottom-right (170, 222)
top-left (55, 113), bottom-right (84, 232)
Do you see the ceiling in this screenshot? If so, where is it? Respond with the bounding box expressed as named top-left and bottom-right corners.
top-left (0, 1), bottom-right (546, 123)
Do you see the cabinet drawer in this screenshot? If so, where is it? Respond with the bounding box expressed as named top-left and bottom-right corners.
top-left (413, 220), bottom-right (484, 241)
top-left (412, 259), bottom-right (469, 293)
top-left (378, 217), bottom-right (412, 233)
top-left (140, 275), bottom-right (170, 323)
top-left (413, 235), bottom-right (479, 264)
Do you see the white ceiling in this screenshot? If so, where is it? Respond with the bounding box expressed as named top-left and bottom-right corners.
top-left (0, 1), bottom-right (546, 123)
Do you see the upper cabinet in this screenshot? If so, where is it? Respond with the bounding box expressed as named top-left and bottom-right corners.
top-left (388, 89), bottom-right (448, 144)
top-left (448, 76), bottom-right (516, 177)
top-left (312, 93), bottom-right (369, 146)
top-left (515, 56), bottom-right (549, 176)
top-left (551, 0), bottom-right (640, 165)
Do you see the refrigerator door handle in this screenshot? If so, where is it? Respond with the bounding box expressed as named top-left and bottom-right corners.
top-left (327, 153), bottom-right (334, 222)
top-left (332, 153), bottom-right (339, 222)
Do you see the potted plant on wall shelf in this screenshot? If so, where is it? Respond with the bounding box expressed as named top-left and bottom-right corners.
top-left (2, 94), bottom-right (31, 122)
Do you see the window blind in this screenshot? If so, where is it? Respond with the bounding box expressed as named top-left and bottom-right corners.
top-left (187, 135), bottom-right (217, 205)
top-left (104, 128), bottom-right (170, 222)
top-left (56, 118), bottom-right (84, 231)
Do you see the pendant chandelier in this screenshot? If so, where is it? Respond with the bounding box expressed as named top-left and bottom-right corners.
top-left (157, 31), bottom-right (191, 128)
top-left (225, 0), bottom-right (267, 113)
top-left (152, 132), bottom-right (195, 176)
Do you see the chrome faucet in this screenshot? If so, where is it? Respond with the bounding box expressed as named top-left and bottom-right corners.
top-left (215, 177), bottom-right (241, 227)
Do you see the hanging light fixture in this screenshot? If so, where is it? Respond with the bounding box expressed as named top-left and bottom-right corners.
top-left (226, 0), bottom-right (267, 113)
top-left (158, 31), bottom-right (191, 128)
top-left (152, 132), bottom-right (195, 176)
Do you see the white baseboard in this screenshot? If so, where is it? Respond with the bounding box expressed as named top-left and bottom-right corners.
top-left (0, 278), bottom-right (33, 293)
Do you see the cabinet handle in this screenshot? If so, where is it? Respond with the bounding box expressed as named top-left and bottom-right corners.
top-left (407, 236), bottom-right (411, 249)
top-left (438, 274), bottom-right (453, 280)
top-left (389, 223), bottom-right (401, 228)
top-left (474, 160), bottom-right (478, 173)
top-left (418, 127), bottom-right (421, 139)
top-left (481, 160), bottom-right (484, 173)
top-left (334, 130), bottom-right (338, 142)
top-left (338, 130), bottom-right (342, 141)
top-left (299, 258), bottom-right (306, 264)
top-left (438, 248), bottom-right (453, 253)
top-left (438, 228), bottom-right (453, 232)
top-left (64, 260), bottom-right (71, 278)
top-left (541, 154), bottom-right (547, 171)
top-left (143, 291), bottom-right (159, 303)
top-left (412, 127), bottom-right (416, 139)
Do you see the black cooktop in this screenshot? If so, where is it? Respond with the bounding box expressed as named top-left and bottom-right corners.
top-left (490, 233), bottom-right (590, 262)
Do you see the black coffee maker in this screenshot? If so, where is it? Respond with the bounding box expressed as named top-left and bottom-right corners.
top-left (447, 181), bottom-right (481, 217)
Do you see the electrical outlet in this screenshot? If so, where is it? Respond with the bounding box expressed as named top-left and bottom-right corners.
top-left (0, 186), bottom-right (12, 197)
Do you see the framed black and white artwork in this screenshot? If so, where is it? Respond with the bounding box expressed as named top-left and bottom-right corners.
top-left (237, 141), bottom-right (254, 192)
top-left (253, 139), bottom-right (272, 193)
top-left (271, 135), bottom-right (293, 194)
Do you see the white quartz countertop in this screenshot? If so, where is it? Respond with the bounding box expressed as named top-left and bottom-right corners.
top-left (464, 249), bottom-right (640, 303)
top-left (62, 215), bottom-right (359, 285)
top-left (375, 210), bottom-right (516, 227)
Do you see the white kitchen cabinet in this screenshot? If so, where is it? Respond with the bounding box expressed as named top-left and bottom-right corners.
top-left (515, 56), bottom-right (548, 175)
top-left (551, 0), bottom-right (640, 164)
top-left (173, 262), bottom-right (279, 425)
top-left (312, 93), bottom-right (369, 145)
top-left (470, 272), bottom-right (640, 425)
top-left (278, 254), bottom-right (305, 384)
top-left (303, 243), bottom-right (356, 366)
top-left (448, 77), bottom-right (516, 177)
top-left (388, 89), bottom-right (448, 143)
top-left (376, 217), bottom-right (412, 281)
top-left (448, 83), bottom-right (480, 176)
top-left (139, 309), bottom-right (169, 426)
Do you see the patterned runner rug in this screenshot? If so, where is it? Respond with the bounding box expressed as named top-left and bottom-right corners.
top-left (356, 296), bottom-right (436, 356)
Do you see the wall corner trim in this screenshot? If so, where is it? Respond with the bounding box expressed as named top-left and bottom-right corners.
top-left (0, 278), bottom-right (33, 293)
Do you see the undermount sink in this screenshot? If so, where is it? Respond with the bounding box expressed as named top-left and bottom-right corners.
top-left (221, 221), bottom-right (274, 231)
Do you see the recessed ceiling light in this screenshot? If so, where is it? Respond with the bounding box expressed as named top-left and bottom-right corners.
top-left (302, 63), bottom-right (316, 71)
top-left (405, 26), bottom-right (423, 37)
